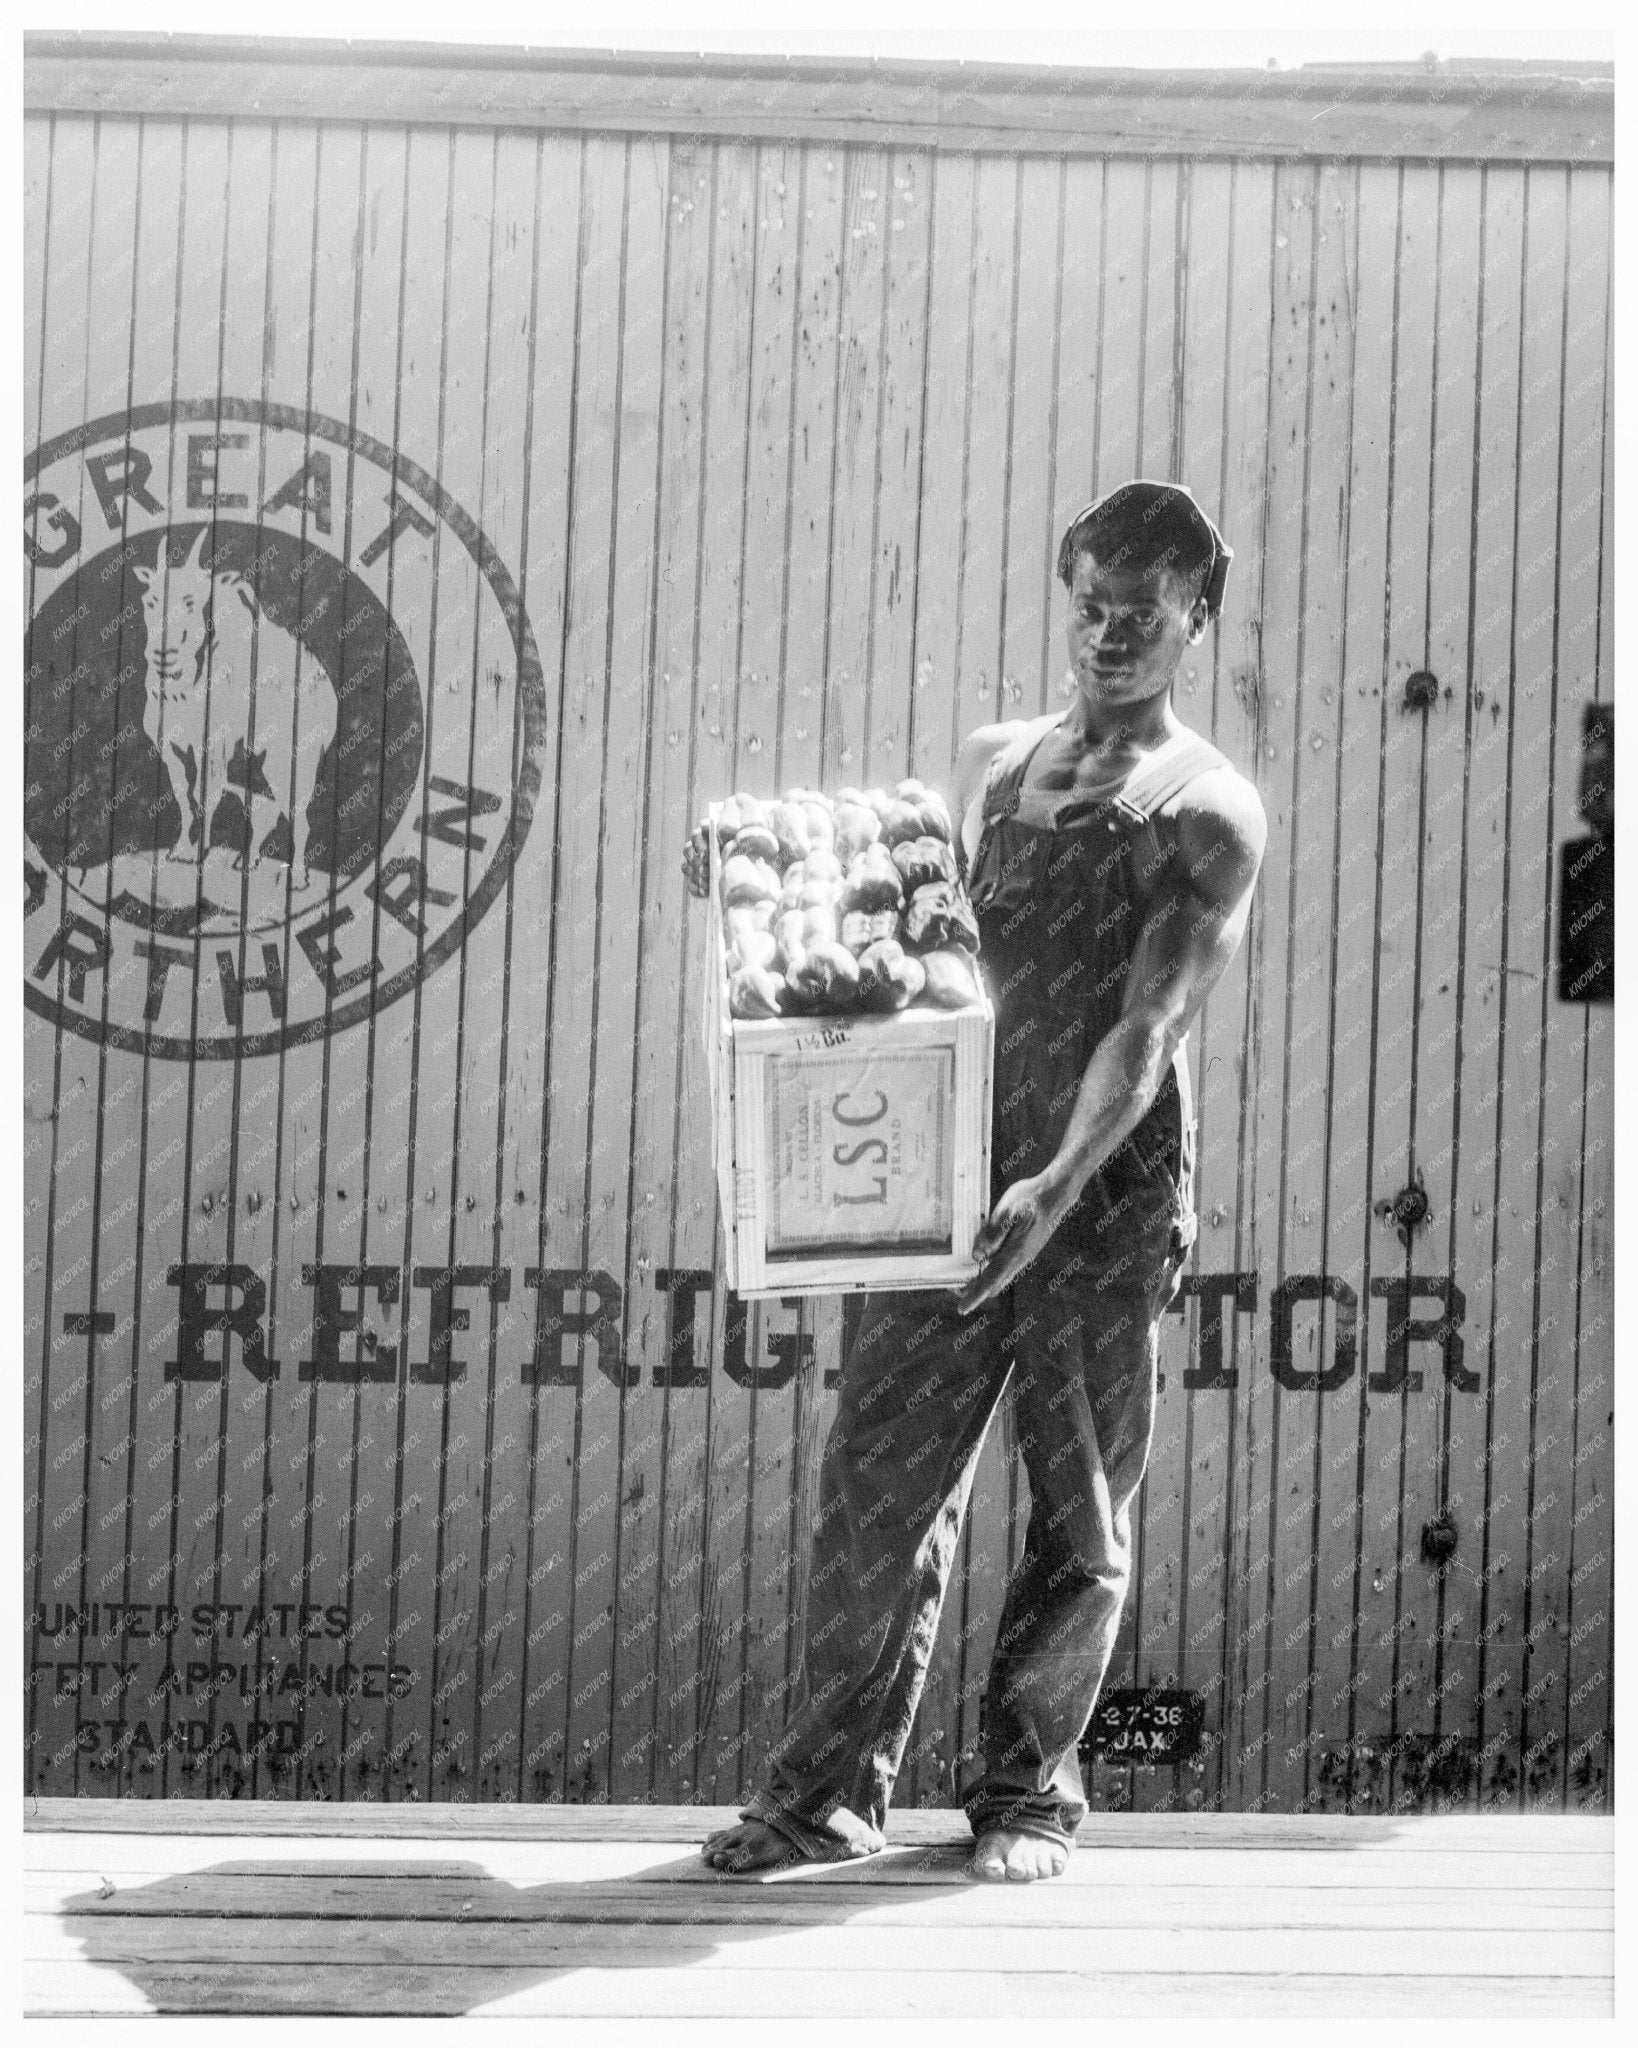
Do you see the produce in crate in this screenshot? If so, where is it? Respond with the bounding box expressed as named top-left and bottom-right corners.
top-left (716, 779), bottom-right (984, 1019)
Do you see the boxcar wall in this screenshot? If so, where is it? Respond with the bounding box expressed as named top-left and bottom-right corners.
top-left (23, 41), bottom-right (1613, 1813)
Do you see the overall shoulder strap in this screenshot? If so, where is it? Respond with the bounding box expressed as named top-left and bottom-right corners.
top-left (1117, 732), bottom-right (1232, 822)
top-left (982, 714), bottom-right (1065, 819)
top-left (963, 715), bottom-right (1063, 884)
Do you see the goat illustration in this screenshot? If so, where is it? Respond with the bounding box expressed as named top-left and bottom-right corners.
top-left (134, 529), bottom-right (335, 892)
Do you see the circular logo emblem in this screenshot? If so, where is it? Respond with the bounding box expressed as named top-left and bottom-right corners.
top-left (24, 400), bottom-right (545, 1057)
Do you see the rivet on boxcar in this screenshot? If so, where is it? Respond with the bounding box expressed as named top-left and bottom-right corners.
top-left (1403, 668), bottom-right (1440, 711)
top-left (1420, 1512), bottom-right (1459, 1566)
top-left (1374, 1166), bottom-right (1431, 1246)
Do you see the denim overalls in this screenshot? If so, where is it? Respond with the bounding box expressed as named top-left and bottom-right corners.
top-left (743, 718), bottom-right (1222, 1858)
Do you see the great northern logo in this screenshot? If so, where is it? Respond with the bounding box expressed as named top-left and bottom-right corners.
top-left (24, 401), bottom-right (545, 1058)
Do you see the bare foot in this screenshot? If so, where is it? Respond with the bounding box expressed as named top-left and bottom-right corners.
top-left (971, 1828), bottom-right (1072, 1883)
top-left (701, 1818), bottom-right (806, 1875)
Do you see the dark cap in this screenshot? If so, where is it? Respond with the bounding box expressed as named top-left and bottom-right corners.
top-left (1056, 480), bottom-right (1233, 619)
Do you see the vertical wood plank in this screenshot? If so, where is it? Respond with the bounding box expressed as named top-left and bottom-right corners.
top-left (25, 110), bottom-right (103, 1795)
top-left (605, 129), bottom-right (719, 1804)
top-left (1179, 159), bottom-right (1276, 1814)
top-left (1468, 165), bottom-right (1570, 1808)
top-left (1381, 165), bottom-right (1484, 1810)
top-left (1232, 161), bottom-right (1351, 1815)
top-left (1091, 158), bottom-right (1151, 494)
top-left (1560, 175), bottom-right (1613, 1807)
top-left (1513, 166), bottom-right (1610, 1812)
top-left (542, 132), bottom-right (669, 1798)
top-left (1120, 151), bottom-right (1209, 1817)
top-left (1299, 163), bottom-right (1404, 1814)
top-left (680, 139), bottom-right (799, 1807)
top-left (95, 114), bottom-right (201, 1799)
top-left (447, 128), bottom-right (545, 1806)
top-left (323, 119), bottom-right (446, 1804)
top-left (1036, 157), bottom-right (1105, 721)
top-left (1146, 158), bottom-right (1234, 1817)
top-left (21, 108), bottom-right (55, 1791)
top-left (251, 118), bottom-right (373, 1800)
top-left (56, 112), bottom-right (150, 1786)
top-left (936, 150), bottom-right (1024, 1785)
top-left (1336, 163), bottom-right (1441, 1812)
top-left (500, 131), bottom-right (581, 1806)
top-left (738, 141), bottom-right (848, 1790)
top-left (1431, 164), bottom-right (1527, 1813)
top-left (171, 120), bottom-right (283, 1801)
top-left (308, 120), bottom-right (413, 1802)
top-left (905, 151), bottom-right (974, 793)
top-left (860, 148), bottom-right (935, 787)
top-left (1211, 160), bottom-right (1300, 1816)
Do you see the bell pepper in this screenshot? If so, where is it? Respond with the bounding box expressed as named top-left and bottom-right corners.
top-left (891, 835), bottom-right (959, 894)
top-left (799, 797), bottom-right (836, 851)
top-left (729, 963), bottom-right (787, 1018)
top-left (727, 928), bottom-right (779, 974)
top-left (773, 909), bottom-right (809, 974)
top-left (840, 907), bottom-right (902, 954)
top-left (839, 844), bottom-right (904, 915)
top-left (766, 801), bottom-right (813, 867)
top-left (715, 791), bottom-right (771, 845)
top-left (729, 822), bottom-right (782, 865)
top-left (724, 901), bottom-right (775, 946)
top-left (894, 778), bottom-right (954, 842)
top-left (787, 938), bottom-right (862, 1011)
top-left (834, 801), bottom-right (881, 864)
top-left (856, 938), bottom-right (926, 1012)
top-left (720, 853), bottom-right (782, 910)
top-left (904, 880), bottom-right (979, 953)
top-left (916, 948), bottom-right (981, 1009)
top-left (875, 797), bottom-right (925, 848)
top-left (800, 902), bottom-right (840, 952)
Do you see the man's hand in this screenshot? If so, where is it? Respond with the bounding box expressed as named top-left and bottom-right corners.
top-left (681, 822), bottom-right (711, 899)
top-left (957, 1172), bottom-right (1066, 1315)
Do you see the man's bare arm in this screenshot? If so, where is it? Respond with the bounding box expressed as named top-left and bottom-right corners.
top-left (959, 769), bottom-right (1266, 1311)
top-left (950, 721), bottom-right (1025, 866)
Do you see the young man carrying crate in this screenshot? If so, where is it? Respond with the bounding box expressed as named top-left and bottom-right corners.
top-left (684, 482), bottom-right (1266, 1883)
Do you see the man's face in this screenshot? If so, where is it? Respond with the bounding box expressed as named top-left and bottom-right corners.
top-left (1065, 547), bottom-right (1207, 711)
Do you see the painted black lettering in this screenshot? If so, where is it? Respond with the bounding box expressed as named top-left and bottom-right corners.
top-left (165, 1264), bottom-right (278, 1382)
top-left (300, 1264), bottom-right (402, 1382)
top-left (84, 445), bottom-right (162, 530)
top-left (23, 490), bottom-right (81, 566)
top-left (521, 1268), bottom-right (629, 1388)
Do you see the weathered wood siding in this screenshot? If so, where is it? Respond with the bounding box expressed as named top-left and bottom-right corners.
top-left (23, 54), bottom-right (1613, 1813)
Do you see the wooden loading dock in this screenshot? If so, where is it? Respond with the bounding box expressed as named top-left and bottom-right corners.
top-left (22, 1799), bottom-right (1617, 2018)
top-left (23, 39), bottom-right (1614, 1820)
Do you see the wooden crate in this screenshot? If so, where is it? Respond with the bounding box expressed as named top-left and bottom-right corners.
top-left (703, 814), bottom-right (994, 1298)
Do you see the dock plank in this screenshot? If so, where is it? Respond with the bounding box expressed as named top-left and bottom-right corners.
top-left (25, 1872), bottom-right (1613, 1931)
top-left (31, 1914), bottom-right (1612, 1979)
top-left (24, 1961), bottom-right (1611, 2019)
top-left (24, 1796), bottom-right (1612, 1849)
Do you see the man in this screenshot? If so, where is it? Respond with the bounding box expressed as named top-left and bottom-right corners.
top-left (687, 481), bottom-right (1266, 1883)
